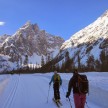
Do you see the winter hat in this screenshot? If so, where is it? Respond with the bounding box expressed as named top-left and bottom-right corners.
top-left (54, 71), bottom-right (57, 74)
top-left (73, 69), bottom-right (78, 74)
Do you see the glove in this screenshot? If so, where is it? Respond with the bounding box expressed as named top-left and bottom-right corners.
top-left (66, 92), bottom-right (70, 98)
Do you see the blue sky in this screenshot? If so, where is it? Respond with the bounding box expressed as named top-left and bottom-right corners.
top-left (0, 0), bottom-right (108, 40)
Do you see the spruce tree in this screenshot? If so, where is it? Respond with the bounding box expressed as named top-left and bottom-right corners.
top-left (41, 56), bottom-right (45, 67)
top-left (86, 55), bottom-right (95, 71)
top-left (78, 54), bottom-right (81, 72)
top-left (24, 55), bottom-right (28, 66)
top-left (100, 50), bottom-right (108, 71)
top-left (95, 59), bottom-right (101, 71)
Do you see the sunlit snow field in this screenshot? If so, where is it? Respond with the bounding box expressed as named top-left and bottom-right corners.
top-left (0, 72), bottom-right (108, 108)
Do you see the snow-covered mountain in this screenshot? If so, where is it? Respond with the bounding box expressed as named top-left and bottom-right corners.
top-left (0, 54), bottom-right (17, 73)
top-left (0, 34), bottom-right (9, 45)
top-left (57, 10), bottom-right (108, 67)
top-left (0, 21), bottom-right (64, 72)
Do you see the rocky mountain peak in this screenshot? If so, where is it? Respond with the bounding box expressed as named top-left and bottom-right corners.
top-left (25, 21), bottom-right (31, 25)
top-left (22, 21), bottom-right (39, 31)
top-left (0, 22), bottom-right (64, 68)
top-left (33, 23), bottom-right (40, 33)
top-left (21, 21), bottom-right (32, 29)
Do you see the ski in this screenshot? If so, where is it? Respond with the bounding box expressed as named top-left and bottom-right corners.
top-left (52, 98), bottom-right (60, 108)
top-left (58, 100), bottom-right (63, 106)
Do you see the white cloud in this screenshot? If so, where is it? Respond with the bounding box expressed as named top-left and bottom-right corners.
top-left (0, 22), bottom-right (5, 26)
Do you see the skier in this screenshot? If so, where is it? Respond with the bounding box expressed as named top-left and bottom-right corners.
top-left (66, 69), bottom-right (86, 108)
top-left (49, 71), bottom-right (62, 102)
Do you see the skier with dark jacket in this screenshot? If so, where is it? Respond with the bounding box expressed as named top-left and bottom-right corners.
top-left (66, 69), bottom-right (86, 108)
top-left (49, 71), bottom-right (62, 102)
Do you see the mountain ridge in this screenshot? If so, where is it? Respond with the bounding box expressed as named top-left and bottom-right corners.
top-left (0, 22), bottom-right (64, 72)
top-left (55, 10), bottom-right (108, 71)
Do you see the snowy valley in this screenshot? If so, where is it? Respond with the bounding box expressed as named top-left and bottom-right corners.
top-left (0, 72), bottom-right (108, 108)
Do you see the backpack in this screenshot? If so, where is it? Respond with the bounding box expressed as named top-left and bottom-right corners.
top-left (78, 74), bottom-right (89, 94)
top-left (54, 74), bottom-right (60, 83)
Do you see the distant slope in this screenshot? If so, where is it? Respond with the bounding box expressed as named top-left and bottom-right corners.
top-left (56, 10), bottom-right (108, 68)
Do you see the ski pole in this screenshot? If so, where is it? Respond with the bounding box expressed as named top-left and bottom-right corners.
top-left (86, 101), bottom-right (90, 108)
top-left (62, 86), bottom-right (72, 108)
top-left (47, 85), bottom-right (50, 103)
top-left (68, 97), bottom-right (72, 108)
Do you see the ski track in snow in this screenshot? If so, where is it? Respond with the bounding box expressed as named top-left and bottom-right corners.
top-left (0, 78), bottom-right (9, 96)
top-left (0, 75), bottom-right (19, 108)
top-left (0, 73), bottom-right (107, 108)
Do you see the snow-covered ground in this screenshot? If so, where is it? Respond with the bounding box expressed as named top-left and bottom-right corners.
top-left (0, 72), bottom-right (108, 108)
